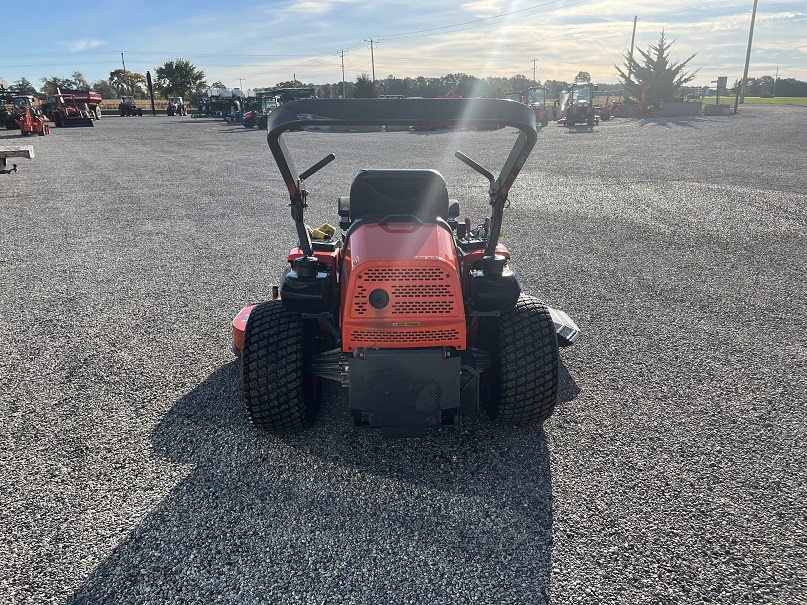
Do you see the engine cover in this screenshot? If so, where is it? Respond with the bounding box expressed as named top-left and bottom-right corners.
top-left (341, 222), bottom-right (466, 352)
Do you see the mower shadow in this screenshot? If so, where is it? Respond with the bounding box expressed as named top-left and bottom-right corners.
top-left (66, 358), bottom-right (569, 604)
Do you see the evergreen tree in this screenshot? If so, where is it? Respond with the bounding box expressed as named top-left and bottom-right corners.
top-left (353, 74), bottom-right (378, 98)
top-left (615, 31), bottom-right (698, 103)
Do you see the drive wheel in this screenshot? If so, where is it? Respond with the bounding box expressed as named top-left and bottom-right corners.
top-left (94, 106), bottom-right (101, 119)
top-left (480, 294), bottom-right (559, 424)
top-left (240, 300), bottom-right (321, 433)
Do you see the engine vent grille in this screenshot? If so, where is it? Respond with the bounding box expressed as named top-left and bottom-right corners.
top-left (361, 268), bottom-right (448, 282)
top-left (349, 329), bottom-right (461, 344)
top-left (353, 271), bottom-right (457, 316)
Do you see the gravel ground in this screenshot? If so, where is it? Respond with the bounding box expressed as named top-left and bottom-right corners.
top-left (1, 105), bottom-right (804, 604)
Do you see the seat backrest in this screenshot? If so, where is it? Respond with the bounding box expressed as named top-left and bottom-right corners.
top-left (348, 169), bottom-right (449, 222)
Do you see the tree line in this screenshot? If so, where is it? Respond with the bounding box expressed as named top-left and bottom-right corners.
top-left (731, 76), bottom-right (807, 97)
top-left (6, 65), bottom-right (587, 102)
top-left (5, 44), bottom-right (806, 103)
top-left (5, 59), bottom-right (209, 101)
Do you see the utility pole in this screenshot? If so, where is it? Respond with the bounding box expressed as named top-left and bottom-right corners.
top-left (773, 65), bottom-right (778, 97)
top-left (339, 50), bottom-right (347, 99)
top-left (365, 39), bottom-right (378, 82)
top-left (740, 0), bottom-right (759, 103)
top-left (532, 58), bottom-right (537, 83)
top-left (121, 52), bottom-right (128, 95)
top-left (627, 16), bottom-right (637, 82)
top-left (237, 77), bottom-right (244, 90)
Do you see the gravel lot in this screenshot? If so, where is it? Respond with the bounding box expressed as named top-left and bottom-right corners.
top-left (1, 105), bottom-right (804, 604)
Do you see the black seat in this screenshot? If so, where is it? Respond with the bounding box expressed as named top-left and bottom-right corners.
top-left (348, 169), bottom-right (449, 223)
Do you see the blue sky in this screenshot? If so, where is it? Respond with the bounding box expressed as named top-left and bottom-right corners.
top-left (1, 0), bottom-right (804, 91)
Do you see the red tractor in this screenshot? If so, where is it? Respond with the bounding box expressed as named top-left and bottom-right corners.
top-left (525, 86), bottom-right (550, 127)
top-left (232, 98), bottom-right (579, 438)
top-left (166, 97), bottom-right (186, 116)
top-left (559, 82), bottom-right (598, 127)
top-left (118, 95), bottom-right (143, 116)
top-left (10, 95), bottom-right (49, 136)
top-left (42, 93), bottom-right (95, 127)
top-left (57, 89), bottom-right (102, 119)
top-left (505, 88), bottom-right (550, 127)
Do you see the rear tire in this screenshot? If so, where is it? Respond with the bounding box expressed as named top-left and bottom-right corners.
top-left (240, 300), bottom-right (321, 433)
top-left (480, 294), bottom-right (559, 424)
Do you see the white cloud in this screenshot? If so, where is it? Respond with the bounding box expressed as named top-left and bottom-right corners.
top-left (283, 0), bottom-right (356, 15)
top-left (64, 38), bottom-right (105, 52)
top-left (461, 0), bottom-right (503, 15)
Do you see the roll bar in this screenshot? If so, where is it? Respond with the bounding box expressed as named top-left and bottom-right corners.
top-left (266, 98), bottom-right (538, 258)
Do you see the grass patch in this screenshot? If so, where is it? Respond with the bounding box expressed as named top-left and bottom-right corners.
top-left (702, 96), bottom-right (807, 105)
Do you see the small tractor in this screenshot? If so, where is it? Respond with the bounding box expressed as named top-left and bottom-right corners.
top-left (243, 87), bottom-right (316, 129)
top-left (504, 88), bottom-right (549, 127)
top-left (232, 98), bottom-right (579, 438)
top-left (525, 86), bottom-right (550, 127)
top-left (118, 96), bottom-right (143, 116)
top-left (10, 95), bottom-right (49, 136)
top-left (166, 97), bottom-right (186, 116)
top-left (43, 93), bottom-right (95, 127)
top-left (243, 93), bottom-right (278, 129)
top-left (559, 82), bottom-right (598, 127)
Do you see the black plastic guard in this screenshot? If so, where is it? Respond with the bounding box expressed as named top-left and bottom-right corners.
top-left (469, 265), bottom-right (521, 312)
top-left (349, 349), bottom-right (460, 436)
top-left (280, 265), bottom-right (333, 314)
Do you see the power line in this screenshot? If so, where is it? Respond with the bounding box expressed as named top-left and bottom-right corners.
top-left (640, 0), bottom-right (743, 20)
